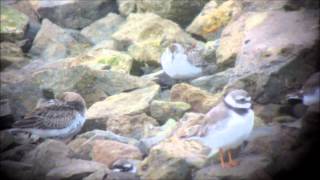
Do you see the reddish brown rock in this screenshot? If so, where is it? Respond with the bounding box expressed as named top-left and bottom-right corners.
top-left (170, 83), bottom-right (223, 113)
top-left (92, 140), bottom-right (142, 167)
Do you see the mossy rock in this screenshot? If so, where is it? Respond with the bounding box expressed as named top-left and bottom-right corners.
top-left (0, 5), bottom-right (29, 42)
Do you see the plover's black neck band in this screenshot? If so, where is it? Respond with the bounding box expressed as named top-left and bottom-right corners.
top-left (223, 99), bottom-right (249, 115)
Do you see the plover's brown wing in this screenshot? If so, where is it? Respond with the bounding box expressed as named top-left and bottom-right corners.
top-left (13, 104), bottom-right (78, 129)
top-left (186, 47), bottom-right (208, 67)
top-left (174, 103), bottom-right (229, 138)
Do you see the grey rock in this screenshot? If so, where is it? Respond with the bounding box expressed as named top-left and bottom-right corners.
top-left (29, 0), bottom-right (117, 29)
top-left (0, 5), bottom-right (29, 42)
top-left (30, 140), bottom-right (73, 179)
top-left (0, 99), bottom-right (15, 130)
top-left (46, 159), bottom-right (109, 180)
top-left (0, 160), bottom-right (33, 180)
top-left (136, 0), bottom-right (207, 27)
top-left (29, 19), bottom-right (92, 61)
top-left (117, 0), bottom-right (137, 16)
top-left (76, 130), bottom-right (140, 147)
top-left (81, 13), bottom-right (125, 44)
top-left (194, 155), bottom-right (272, 180)
top-left (106, 172), bottom-right (140, 180)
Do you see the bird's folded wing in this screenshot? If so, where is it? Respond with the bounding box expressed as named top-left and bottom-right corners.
top-left (13, 104), bottom-right (78, 129)
top-left (174, 103), bottom-right (229, 138)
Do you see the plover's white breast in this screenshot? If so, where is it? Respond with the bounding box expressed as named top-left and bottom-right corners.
top-left (303, 88), bottom-right (320, 106)
top-left (26, 113), bottom-right (86, 139)
top-left (188, 109), bottom-right (254, 153)
top-left (161, 48), bottom-right (202, 80)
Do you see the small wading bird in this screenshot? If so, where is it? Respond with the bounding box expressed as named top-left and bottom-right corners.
top-left (287, 72), bottom-right (320, 107)
top-left (10, 92), bottom-right (87, 141)
top-left (300, 72), bottom-right (320, 106)
top-left (174, 89), bottom-right (254, 168)
top-left (160, 43), bottom-right (213, 80)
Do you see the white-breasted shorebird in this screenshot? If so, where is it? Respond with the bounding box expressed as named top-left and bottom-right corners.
top-left (11, 92), bottom-right (86, 140)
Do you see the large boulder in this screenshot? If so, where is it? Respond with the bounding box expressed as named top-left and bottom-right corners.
top-left (28, 0), bottom-right (118, 29)
top-left (31, 65), bottom-right (155, 106)
top-left (86, 85), bottom-right (160, 122)
top-left (136, 0), bottom-right (208, 27)
top-left (112, 13), bottom-right (197, 65)
top-left (216, 12), bottom-right (269, 69)
top-left (91, 140), bottom-right (143, 167)
top-left (186, 0), bottom-right (241, 40)
top-left (138, 138), bottom-right (210, 180)
top-left (81, 13), bottom-right (125, 44)
top-left (194, 154), bottom-right (272, 180)
top-left (0, 5), bottom-right (29, 42)
top-left (69, 48), bottom-right (134, 73)
top-left (170, 83), bottom-right (223, 113)
top-left (69, 130), bottom-right (140, 160)
top-left (46, 159), bottom-right (109, 180)
top-left (0, 64), bottom-right (155, 120)
top-left (29, 140), bottom-right (74, 179)
top-left (106, 113), bottom-right (158, 139)
top-left (29, 19), bottom-right (92, 61)
top-left (225, 10), bottom-right (319, 104)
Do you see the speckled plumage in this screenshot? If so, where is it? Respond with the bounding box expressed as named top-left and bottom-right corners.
top-left (12, 92), bottom-right (86, 139)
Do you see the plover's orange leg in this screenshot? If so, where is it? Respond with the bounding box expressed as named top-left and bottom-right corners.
top-left (219, 148), bottom-right (226, 168)
top-left (227, 150), bottom-right (239, 167)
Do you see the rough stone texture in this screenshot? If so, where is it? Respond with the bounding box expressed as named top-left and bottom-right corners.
top-left (86, 85), bottom-right (160, 121)
top-left (254, 104), bottom-right (282, 123)
top-left (225, 10), bottom-right (319, 104)
top-left (81, 13), bottom-right (125, 44)
top-left (29, 0), bottom-right (118, 29)
top-left (46, 159), bottom-right (109, 180)
top-left (112, 13), bottom-right (197, 65)
top-left (69, 49), bottom-right (133, 73)
top-left (0, 42), bottom-right (26, 70)
top-left (68, 130), bottom-right (141, 160)
top-left (91, 40), bottom-right (117, 51)
top-left (0, 5), bottom-right (29, 42)
top-left (216, 12), bottom-right (269, 69)
top-left (83, 169), bottom-right (109, 180)
top-left (29, 19), bottom-right (92, 61)
top-left (31, 65), bottom-right (155, 107)
top-left (105, 172), bottom-right (140, 180)
top-left (0, 130), bottom-right (15, 152)
top-left (141, 118), bottom-right (177, 152)
top-left (92, 140), bottom-right (143, 167)
top-left (194, 155), bottom-right (272, 180)
top-left (150, 100), bottom-right (191, 124)
top-left (117, 0), bottom-right (136, 16)
top-left (0, 99), bottom-right (15, 130)
top-left (0, 144), bottom-right (36, 162)
top-left (136, 0), bottom-right (208, 27)
top-left (0, 160), bottom-right (33, 180)
top-left (30, 140), bottom-right (74, 180)
top-left (106, 113), bottom-right (158, 139)
top-left (187, 0), bottom-right (241, 40)
top-left (75, 130), bottom-right (140, 146)
top-left (190, 68), bottom-right (235, 93)
top-left (170, 83), bottom-right (223, 113)
top-left (0, 79), bottom-right (43, 121)
top-left (139, 138), bottom-right (210, 180)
